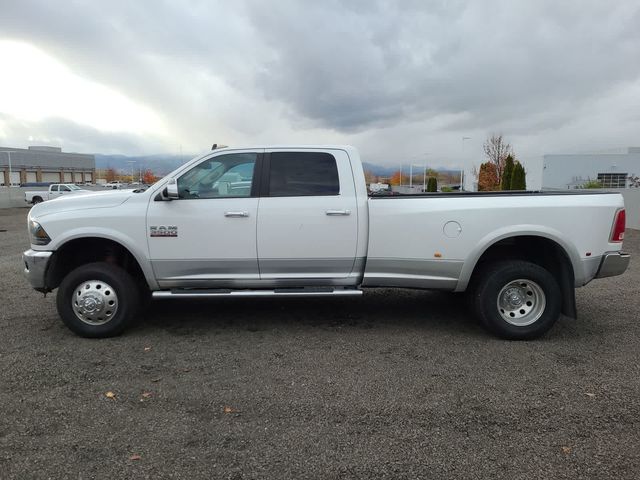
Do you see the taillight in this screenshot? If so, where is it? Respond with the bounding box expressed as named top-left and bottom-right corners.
top-left (610, 209), bottom-right (626, 243)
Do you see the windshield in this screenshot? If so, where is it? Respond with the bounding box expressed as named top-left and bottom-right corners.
top-left (68, 184), bottom-right (82, 190)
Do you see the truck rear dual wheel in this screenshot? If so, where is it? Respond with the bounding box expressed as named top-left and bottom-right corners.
top-left (56, 262), bottom-right (141, 338)
top-left (472, 260), bottom-right (561, 340)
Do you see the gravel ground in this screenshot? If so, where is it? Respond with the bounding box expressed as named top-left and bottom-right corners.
top-left (1, 207), bottom-right (639, 479)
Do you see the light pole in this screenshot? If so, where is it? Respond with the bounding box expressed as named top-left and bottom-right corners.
top-left (2, 150), bottom-right (17, 186)
top-left (461, 137), bottom-right (471, 190)
top-left (2, 151), bottom-right (15, 187)
top-left (409, 163), bottom-right (427, 192)
top-left (127, 160), bottom-right (136, 184)
top-left (1, 151), bottom-right (18, 204)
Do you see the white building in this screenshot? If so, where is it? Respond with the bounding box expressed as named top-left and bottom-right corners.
top-left (542, 147), bottom-right (640, 190)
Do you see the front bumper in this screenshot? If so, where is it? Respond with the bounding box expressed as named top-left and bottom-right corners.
top-left (595, 251), bottom-right (631, 279)
top-left (23, 249), bottom-right (53, 291)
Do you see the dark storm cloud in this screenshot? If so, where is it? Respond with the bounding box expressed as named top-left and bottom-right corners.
top-left (248, 0), bottom-right (640, 131)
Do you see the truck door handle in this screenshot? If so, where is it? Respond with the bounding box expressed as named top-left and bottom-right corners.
top-left (224, 211), bottom-right (249, 218)
top-left (325, 209), bottom-right (351, 216)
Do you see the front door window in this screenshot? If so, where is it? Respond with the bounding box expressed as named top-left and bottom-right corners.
top-left (177, 153), bottom-right (257, 199)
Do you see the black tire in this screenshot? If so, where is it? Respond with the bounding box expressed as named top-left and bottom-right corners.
top-left (32, 196), bottom-right (43, 204)
top-left (56, 262), bottom-right (140, 338)
top-left (463, 275), bottom-right (479, 317)
top-left (138, 281), bottom-right (153, 311)
top-left (472, 260), bottom-right (561, 340)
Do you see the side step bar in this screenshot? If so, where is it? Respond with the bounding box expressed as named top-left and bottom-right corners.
top-left (152, 287), bottom-right (363, 299)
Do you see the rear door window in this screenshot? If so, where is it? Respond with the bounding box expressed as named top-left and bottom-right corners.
top-left (267, 152), bottom-right (339, 197)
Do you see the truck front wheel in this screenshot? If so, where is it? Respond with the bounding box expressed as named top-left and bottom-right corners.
top-left (56, 262), bottom-right (140, 338)
top-left (472, 260), bottom-right (561, 340)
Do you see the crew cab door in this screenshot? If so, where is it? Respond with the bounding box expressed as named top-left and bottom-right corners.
top-left (146, 150), bottom-right (262, 288)
top-left (256, 149), bottom-right (359, 281)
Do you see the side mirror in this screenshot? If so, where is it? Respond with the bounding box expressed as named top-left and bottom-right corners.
top-left (165, 178), bottom-right (179, 200)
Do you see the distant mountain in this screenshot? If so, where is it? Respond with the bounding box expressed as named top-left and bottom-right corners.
top-left (97, 154), bottom-right (458, 178)
top-left (96, 154), bottom-right (191, 175)
top-left (362, 162), bottom-right (398, 177)
top-left (363, 162), bottom-right (461, 178)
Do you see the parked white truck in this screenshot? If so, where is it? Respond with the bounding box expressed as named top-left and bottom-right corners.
top-left (23, 146), bottom-right (630, 339)
top-left (24, 183), bottom-right (89, 204)
top-left (103, 181), bottom-right (125, 189)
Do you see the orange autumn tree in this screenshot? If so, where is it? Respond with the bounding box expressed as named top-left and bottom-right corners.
top-left (389, 171), bottom-right (410, 186)
top-left (105, 168), bottom-right (117, 182)
top-left (478, 162), bottom-right (499, 191)
top-left (142, 169), bottom-right (157, 184)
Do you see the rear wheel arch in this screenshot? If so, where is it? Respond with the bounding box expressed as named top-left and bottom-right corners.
top-left (466, 235), bottom-right (577, 319)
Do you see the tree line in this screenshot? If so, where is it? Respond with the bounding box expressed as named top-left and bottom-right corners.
top-left (97, 168), bottom-right (158, 184)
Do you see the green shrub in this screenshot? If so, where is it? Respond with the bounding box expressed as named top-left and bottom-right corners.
top-left (510, 161), bottom-right (526, 190)
top-left (581, 179), bottom-right (602, 189)
top-left (501, 155), bottom-right (515, 190)
top-left (427, 177), bottom-right (438, 192)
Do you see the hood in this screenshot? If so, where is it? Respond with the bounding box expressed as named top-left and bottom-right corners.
top-left (31, 189), bottom-right (136, 218)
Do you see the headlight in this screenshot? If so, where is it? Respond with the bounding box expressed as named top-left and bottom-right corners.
top-left (29, 220), bottom-right (51, 245)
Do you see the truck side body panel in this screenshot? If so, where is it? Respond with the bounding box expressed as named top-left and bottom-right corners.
top-left (363, 193), bottom-right (625, 291)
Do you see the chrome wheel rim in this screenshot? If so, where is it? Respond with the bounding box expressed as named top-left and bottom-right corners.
top-left (497, 279), bottom-right (545, 326)
top-left (72, 280), bottom-right (118, 325)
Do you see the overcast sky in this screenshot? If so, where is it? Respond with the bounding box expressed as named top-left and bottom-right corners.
top-left (1, 0), bottom-right (639, 179)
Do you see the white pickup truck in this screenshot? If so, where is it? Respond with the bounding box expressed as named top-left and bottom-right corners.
top-left (103, 181), bottom-right (125, 189)
top-left (24, 183), bottom-right (89, 204)
top-left (23, 145), bottom-right (630, 339)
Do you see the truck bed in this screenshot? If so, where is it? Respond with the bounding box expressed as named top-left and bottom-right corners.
top-left (363, 190), bottom-right (624, 291)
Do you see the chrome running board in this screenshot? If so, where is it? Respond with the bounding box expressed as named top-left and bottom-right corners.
top-left (152, 287), bottom-right (363, 299)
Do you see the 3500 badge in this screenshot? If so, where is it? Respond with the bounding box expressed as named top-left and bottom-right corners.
top-left (150, 226), bottom-right (178, 237)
